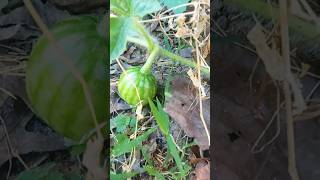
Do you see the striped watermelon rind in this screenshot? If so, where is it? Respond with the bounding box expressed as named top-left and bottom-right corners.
top-left (117, 67), bottom-right (157, 106)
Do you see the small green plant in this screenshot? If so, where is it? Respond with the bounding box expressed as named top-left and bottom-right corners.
top-left (110, 0), bottom-right (208, 179)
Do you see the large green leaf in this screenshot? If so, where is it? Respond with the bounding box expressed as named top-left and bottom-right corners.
top-left (110, 17), bottom-right (132, 62)
top-left (160, 0), bottom-right (190, 14)
top-left (111, 0), bottom-right (161, 17)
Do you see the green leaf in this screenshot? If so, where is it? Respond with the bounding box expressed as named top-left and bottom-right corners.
top-left (131, 0), bottom-right (161, 17)
top-left (148, 98), bottom-right (189, 177)
top-left (112, 127), bottom-right (156, 157)
top-left (141, 145), bottom-right (153, 166)
top-left (148, 98), bottom-right (169, 135)
top-left (111, 0), bottom-right (131, 16)
top-left (163, 36), bottom-right (173, 52)
top-left (167, 135), bottom-right (185, 176)
top-left (111, 0), bottom-right (161, 17)
top-left (164, 72), bottom-right (174, 101)
top-left (110, 114), bottom-right (135, 133)
top-left (144, 165), bottom-right (166, 180)
top-left (110, 172), bottom-right (137, 180)
top-left (160, 0), bottom-right (190, 14)
top-left (110, 17), bottom-right (132, 62)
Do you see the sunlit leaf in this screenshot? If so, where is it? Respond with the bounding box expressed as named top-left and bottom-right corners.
top-left (111, 127), bottom-right (156, 156)
top-left (110, 17), bottom-right (132, 62)
top-left (160, 0), bottom-right (190, 14)
top-left (111, 0), bottom-right (161, 17)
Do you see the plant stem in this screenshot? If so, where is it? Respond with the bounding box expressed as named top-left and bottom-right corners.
top-left (160, 48), bottom-right (210, 75)
top-left (127, 37), bottom-right (210, 75)
top-left (141, 47), bottom-right (160, 73)
top-left (127, 37), bottom-right (148, 47)
top-left (134, 20), bottom-right (155, 50)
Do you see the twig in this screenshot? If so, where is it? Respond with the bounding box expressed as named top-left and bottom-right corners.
top-left (306, 80), bottom-right (320, 102)
top-left (196, 37), bottom-right (210, 146)
top-left (0, 116), bottom-right (29, 170)
top-left (279, 0), bottom-right (300, 179)
top-left (248, 57), bottom-right (260, 91)
top-left (251, 81), bottom-right (281, 153)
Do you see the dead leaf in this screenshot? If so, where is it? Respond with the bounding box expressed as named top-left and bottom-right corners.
top-left (187, 69), bottom-right (206, 96)
top-left (0, 0), bottom-right (70, 42)
top-left (176, 14), bottom-right (186, 27)
top-left (194, 161), bottom-right (210, 180)
top-left (82, 136), bottom-right (106, 180)
top-left (0, 75), bottom-right (30, 108)
top-left (212, 40), bottom-right (298, 180)
top-left (202, 39), bottom-right (210, 59)
top-left (110, 81), bottom-right (131, 114)
top-left (175, 27), bottom-right (190, 38)
top-left (0, 98), bottom-right (66, 167)
top-left (164, 76), bottom-right (210, 150)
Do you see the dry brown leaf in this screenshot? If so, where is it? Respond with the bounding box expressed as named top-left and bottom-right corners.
top-left (202, 39), bottom-right (210, 59)
top-left (194, 161), bottom-right (210, 180)
top-left (110, 82), bottom-right (131, 114)
top-left (164, 76), bottom-right (210, 150)
top-left (175, 27), bottom-right (190, 38)
top-left (176, 14), bottom-right (186, 27)
top-left (187, 69), bottom-right (206, 96)
top-left (0, 98), bottom-right (66, 167)
top-left (0, 75), bottom-right (30, 108)
top-left (82, 136), bottom-right (106, 180)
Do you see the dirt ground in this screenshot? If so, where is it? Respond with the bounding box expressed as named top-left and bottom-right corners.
top-left (213, 1), bottom-right (320, 179)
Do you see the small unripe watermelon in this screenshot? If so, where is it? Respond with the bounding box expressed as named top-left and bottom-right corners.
top-left (117, 67), bottom-right (157, 106)
top-left (26, 16), bottom-right (107, 141)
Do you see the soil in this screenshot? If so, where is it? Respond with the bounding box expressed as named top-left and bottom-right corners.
top-left (213, 1), bottom-right (320, 179)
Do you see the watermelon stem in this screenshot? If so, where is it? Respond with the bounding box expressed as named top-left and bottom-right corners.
top-left (141, 46), bottom-right (160, 73)
top-left (127, 37), bottom-right (210, 75)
